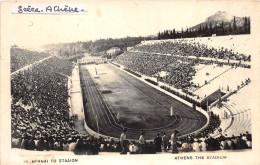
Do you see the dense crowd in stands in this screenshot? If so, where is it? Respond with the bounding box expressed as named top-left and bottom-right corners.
top-left (115, 52), bottom-right (197, 90)
top-left (11, 46), bottom-right (51, 72)
top-left (132, 40), bottom-right (250, 62)
top-left (11, 56), bottom-right (77, 151)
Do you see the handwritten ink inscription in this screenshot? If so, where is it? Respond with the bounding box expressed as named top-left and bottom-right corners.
top-left (13, 5), bottom-right (87, 14)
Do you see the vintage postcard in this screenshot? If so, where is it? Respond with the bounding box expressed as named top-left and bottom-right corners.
top-left (1, 0), bottom-right (260, 165)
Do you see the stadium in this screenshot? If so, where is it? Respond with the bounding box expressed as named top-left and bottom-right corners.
top-left (8, 7), bottom-right (256, 157)
top-left (10, 32), bottom-right (253, 155)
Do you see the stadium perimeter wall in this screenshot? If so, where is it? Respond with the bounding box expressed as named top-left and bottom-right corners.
top-left (72, 63), bottom-right (210, 141)
top-left (68, 76), bottom-right (72, 117)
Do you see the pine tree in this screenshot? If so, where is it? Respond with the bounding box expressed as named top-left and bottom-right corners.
top-left (199, 24), bottom-right (202, 36)
top-left (169, 30), bottom-right (173, 39)
top-left (166, 30), bottom-right (170, 39)
top-left (248, 17), bottom-right (251, 34)
top-left (202, 25), bottom-right (205, 36)
top-left (244, 17), bottom-right (247, 33)
top-left (186, 28), bottom-right (189, 38)
top-left (209, 22), bottom-right (213, 36)
top-left (163, 30), bottom-right (166, 39)
top-left (189, 28), bottom-right (193, 37)
top-left (214, 23), bottom-right (218, 35)
top-left (205, 23), bottom-right (209, 36)
top-left (233, 16), bottom-right (237, 34)
top-left (221, 21), bottom-right (224, 35)
top-left (228, 22), bottom-right (232, 35)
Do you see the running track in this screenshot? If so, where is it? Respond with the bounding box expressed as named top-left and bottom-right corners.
top-left (79, 64), bottom-right (207, 140)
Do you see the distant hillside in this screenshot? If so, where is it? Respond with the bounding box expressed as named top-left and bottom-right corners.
top-left (43, 36), bottom-right (148, 58)
top-left (157, 11), bottom-right (250, 40)
top-left (192, 11), bottom-right (247, 30)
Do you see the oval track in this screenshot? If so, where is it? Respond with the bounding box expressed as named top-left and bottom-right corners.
top-left (79, 64), bottom-right (207, 140)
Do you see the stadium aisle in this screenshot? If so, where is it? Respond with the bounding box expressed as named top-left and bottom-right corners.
top-left (70, 65), bottom-right (89, 135)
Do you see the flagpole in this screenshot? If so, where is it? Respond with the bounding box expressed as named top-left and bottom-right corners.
top-left (96, 114), bottom-right (99, 134)
top-left (207, 101), bottom-right (209, 111)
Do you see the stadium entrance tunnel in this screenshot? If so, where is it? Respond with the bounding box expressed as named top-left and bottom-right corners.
top-left (201, 89), bottom-right (226, 110)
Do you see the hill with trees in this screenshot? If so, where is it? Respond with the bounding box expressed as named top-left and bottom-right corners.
top-left (157, 11), bottom-right (250, 40)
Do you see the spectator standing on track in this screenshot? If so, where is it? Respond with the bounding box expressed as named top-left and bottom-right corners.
top-left (63, 141), bottom-right (69, 151)
top-left (139, 131), bottom-right (146, 154)
top-left (120, 128), bottom-right (127, 154)
top-left (200, 138), bottom-right (207, 152)
top-left (28, 136), bottom-right (36, 150)
top-left (192, 139), bottom-right (201, 152)
top-left (171, 130), bottom-right (179, 154)
top-left (162, 133), bottom-right (169, 152)
top-left (245, 131), bottom-right (252, 142)
top-left (36, 137), bottom-right (45, 151)
top-left (154, 134), bottom-right (162, 152)
top-left (181, 139), bottom-right (190, 152)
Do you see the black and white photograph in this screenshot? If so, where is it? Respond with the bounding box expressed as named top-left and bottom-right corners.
top-left (1, 1), bottom-right (260, 165)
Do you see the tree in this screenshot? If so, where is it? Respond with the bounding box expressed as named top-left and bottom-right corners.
top-left (233, 16), bottom-right (237, 34)
top-left (243, 17), bottom-right (247, 33)
top-left (166, 30), bottom-right (171, 39)
top-left (189, 28), bottom-right (193, 37)
top-left (202, 25), bottom-right (205, 36)
top-left (173, 29), bottom-right (176, 39)
top-left (221, 21), bottom-right (225, 35)
top-left (186, 28), bottom-right (189, 38)
top-left (228, 22), bottom-right (232, 35)
top-left (248, 17), bottom-right (251, 34)
top-left (198, 24), bottom-right (202, 36)
top-left (209, 22), bottom-right (213, 36)
top-left (204, 23), bottom-right (209, 36)
top-left (169, 30), bottom-right (173, 39)
top-left (214, 23), bottom-right (218, 35)
top-left (158, 32), bottom-right (161, 40)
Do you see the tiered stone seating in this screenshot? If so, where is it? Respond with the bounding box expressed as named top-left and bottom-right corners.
top-left (191, 64), bottom-right (230, 88)
top-left (220, 86), bottom-right (251, 136)
top-left (194, 66), bottom-right (250, 99)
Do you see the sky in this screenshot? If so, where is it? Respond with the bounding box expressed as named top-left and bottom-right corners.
top-left (2, 0), bottom-right (255, 48)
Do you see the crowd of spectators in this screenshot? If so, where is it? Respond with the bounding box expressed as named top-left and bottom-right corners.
top-left (11, 46), bottom-right (51, 72)
top-left (11, 56), bottom-right (77, 151)
top-left (132, 40), bottom-right (250, 62)
top-left (115, 52), bottom-right (197, 90)
top-left (12, 128), bottom-right (252, 154)
top-left (178, 132), bottom-right (252, 152)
